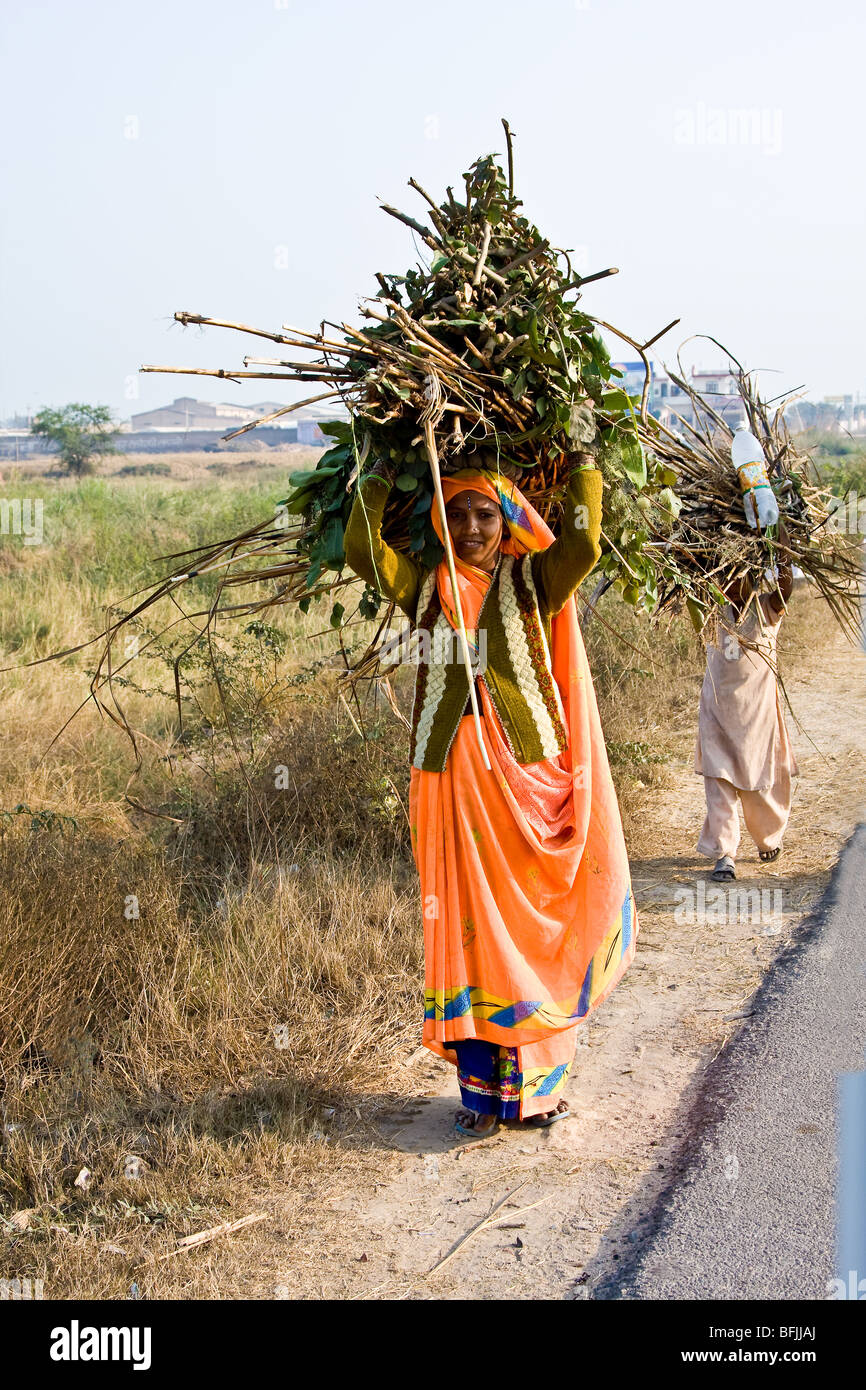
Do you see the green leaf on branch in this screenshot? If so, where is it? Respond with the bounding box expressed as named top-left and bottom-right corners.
top-left (382, 381), bottom-right (411, 401)
top-left (653, 462), bottom-right (679, 487)
top-left (289, 466), bottom-right (342, 489)
top-left (601, 389), bottom-right (635, 414)
top-left (321, 517), bottom-right (345, 568)
top-left (283, 486), bottom-right (318, 515)
top-left (686, 596), bottom-right (705, 633)
top-left (618, 435), bottom-right (647, 488)
top-left (317, 423), bottom-right (354, 446)
top-left (359, 588), bottom-right (381, 620)
top-left (567, 399), bottom-right (597, 445)
top-left (657, 486), bottom-right (682, 520)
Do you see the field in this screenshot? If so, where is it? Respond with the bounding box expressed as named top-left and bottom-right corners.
top-left (0, 443), bottom-right (863, 1299)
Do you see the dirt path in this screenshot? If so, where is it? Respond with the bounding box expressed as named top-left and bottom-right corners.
top-left (251, 605), bottom-right (866, 1300)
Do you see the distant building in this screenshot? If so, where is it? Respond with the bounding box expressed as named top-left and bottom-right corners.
top-left (610, 359), bottom-right (744, 432)
top-left (129, 397), bottom-right (293, 432)
top-left (126, 396), bottom-right (348, 446)
top-left (652, 365), bottom-right (746, 434)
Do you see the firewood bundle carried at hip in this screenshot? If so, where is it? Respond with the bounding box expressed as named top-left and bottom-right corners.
top-left (46, 121), bottom-right (858, 738)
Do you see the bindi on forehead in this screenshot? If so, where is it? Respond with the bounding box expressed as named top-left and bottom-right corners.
top-left (450, 490), bottom-right (494, 511)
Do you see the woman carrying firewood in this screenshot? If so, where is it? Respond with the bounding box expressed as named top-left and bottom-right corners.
top-left (344, 449), bottom-right (637, 1137)
top-left (695, 524), bottom-right (798, 883)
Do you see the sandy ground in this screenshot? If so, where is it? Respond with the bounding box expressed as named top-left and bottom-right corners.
top-left (232, 595), bottom-right (866, 1301)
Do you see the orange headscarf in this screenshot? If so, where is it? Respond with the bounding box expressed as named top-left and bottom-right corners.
top-left (431, 469), bottom-right (550, 632)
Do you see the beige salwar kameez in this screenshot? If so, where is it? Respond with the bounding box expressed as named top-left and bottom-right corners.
top-left (695, 595), bottom-right (798, 859)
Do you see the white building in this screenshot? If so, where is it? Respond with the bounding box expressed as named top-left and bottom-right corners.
top-left (610, 359), bottom-right (744, 432)
top-left (653, 365), bottom-right (745, 433)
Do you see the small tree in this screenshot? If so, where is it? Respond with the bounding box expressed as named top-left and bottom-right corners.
top-left (31, 403), bottom-right (119, 476)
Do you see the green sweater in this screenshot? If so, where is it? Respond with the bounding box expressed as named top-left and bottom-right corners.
top-left (344, 469), bottom-right (603, 770)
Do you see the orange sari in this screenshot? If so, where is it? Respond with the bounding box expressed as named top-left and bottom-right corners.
top-left (409, 472), bottom-right (637, 1119)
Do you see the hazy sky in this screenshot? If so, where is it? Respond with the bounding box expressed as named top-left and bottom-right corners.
top-left (1, 0), bottom-right (863, 422)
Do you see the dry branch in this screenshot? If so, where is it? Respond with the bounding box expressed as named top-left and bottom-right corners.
top-left (157, 1211), bottom-right (268, 1260)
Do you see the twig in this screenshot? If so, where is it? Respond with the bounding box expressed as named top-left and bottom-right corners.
top-left (577, 267), bottom-right (619, 287)
top-left (407, 177), bottom-right (449, 240)
top-left (502, 117), bottom-right (515, 197)
top-left (157, 1212), bottom-right (268, 1260)
top-left (139, 365), bottom-right (332, 382)
top-left (379, 202), bottom-right (439, 249)
top-left (641, 317), bottom-right (681, 352)
top-left (473, 222), bottom-right (493, 286)
top-left (498, 243), bottom-right (549, 276)
top-left (425, 1181), bottom-right (553, 1277)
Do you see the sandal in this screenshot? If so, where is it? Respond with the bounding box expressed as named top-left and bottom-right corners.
top-left (454, 1110), bottom-right (499, 1138)
top-left (759, 846), bottom-right (782, 863)
top-left (711, 855), bottom-right (736, 882)
top-left (525, 1100), bottom-right (571, 1128)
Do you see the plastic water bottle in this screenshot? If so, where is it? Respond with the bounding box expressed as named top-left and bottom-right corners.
top-left (731, 426), bottom-right (779, 529)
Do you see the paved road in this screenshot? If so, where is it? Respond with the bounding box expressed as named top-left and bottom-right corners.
top-left (589, 824), bottom-right (866, 1300)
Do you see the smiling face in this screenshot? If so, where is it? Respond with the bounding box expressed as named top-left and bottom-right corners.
top-left (445, 489), bottom-right (504, 572)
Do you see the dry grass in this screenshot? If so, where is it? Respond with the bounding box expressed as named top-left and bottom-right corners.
top-left (0, 458), bottom-right (424, 1294)
top-left (0, 698), bottom-right (424, 1296)
top-left (2, 444), bottom-right (314, 486)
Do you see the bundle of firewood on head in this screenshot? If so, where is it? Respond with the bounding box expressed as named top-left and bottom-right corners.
top-left (136, 120), bottom-right (680, 635)
top-left (625, 343), bottom-right (863, 646)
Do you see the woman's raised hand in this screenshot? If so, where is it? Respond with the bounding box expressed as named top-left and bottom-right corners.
top-left (567, 450), bottom-right (598, 475)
